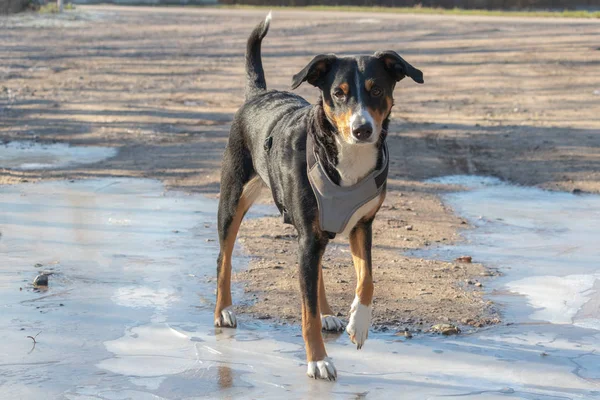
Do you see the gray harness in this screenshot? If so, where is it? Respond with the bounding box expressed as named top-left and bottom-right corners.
top-left (306, 134), bottom-right (389, 236)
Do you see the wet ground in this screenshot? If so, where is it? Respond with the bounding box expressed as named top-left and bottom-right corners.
top-left (1, 6), bottom-right (599, 398)
top-left (0, 172), bottom-right (599, 399)
top-left (0, 141), bottom-right (117, 170)
top-left (2, 4), bottom-right (600, 336)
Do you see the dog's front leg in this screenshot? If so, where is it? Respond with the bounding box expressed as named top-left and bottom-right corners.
top-left (298, 233), bottom-right (337, 380)
top-left (346, 220), bottom-right (374, 349)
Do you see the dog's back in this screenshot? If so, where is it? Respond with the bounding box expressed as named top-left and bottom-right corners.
top-left (235, 13), bottom-right (313, 192)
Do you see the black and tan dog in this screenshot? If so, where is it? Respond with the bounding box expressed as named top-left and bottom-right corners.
top-left (214, 13), bottom-right (423, 380)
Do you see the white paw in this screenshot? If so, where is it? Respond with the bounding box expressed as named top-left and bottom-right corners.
top-left (321, 314), bottom-right (345, 332)
top-left (346, 296), bottom-right (371, 349)
top-left (306, 357), bottom-right (337, 381)
top-left (214, 306), bottom-right (237, 328)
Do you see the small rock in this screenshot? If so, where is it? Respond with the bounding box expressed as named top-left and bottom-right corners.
top-left (480, 271), bottom-right (493, 277)
top-left (431, 323), bottom-right (460, 336)
top-left (456, 256), bottom-right (472, 263)
top-left (405, 225), bottom-right (413, 231)
top-left (465, 279), bottom-right (474, 285)
top-left (404, 330), bottom-right (413, 339)
top-left (572, 188), bottom-right (583, 195)
top-left (33, 274), bottom-right (48, 287)
top-left (475, 282), bottom-right (483, 287)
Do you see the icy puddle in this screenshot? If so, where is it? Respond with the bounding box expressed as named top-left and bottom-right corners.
top-left (0, 141), bottom-right (116, 170)
top-left (1, 177), bottom-right (599, 399)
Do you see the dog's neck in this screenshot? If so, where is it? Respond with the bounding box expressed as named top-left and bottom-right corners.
top-left (309, 100), bottom-right (387, 187)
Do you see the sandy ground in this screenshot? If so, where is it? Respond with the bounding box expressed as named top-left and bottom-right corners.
top-left (1, 6), bottom-right (599, 332)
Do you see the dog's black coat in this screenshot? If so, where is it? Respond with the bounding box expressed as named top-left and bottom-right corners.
top-left (217, 16), bottom-right (423, 324)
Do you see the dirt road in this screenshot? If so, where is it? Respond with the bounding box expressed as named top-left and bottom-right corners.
top-left (1, 6), bottom-right (599, 332)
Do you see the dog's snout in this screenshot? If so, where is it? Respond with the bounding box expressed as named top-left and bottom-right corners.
top-left (352, 123), bottom-right (373, 141)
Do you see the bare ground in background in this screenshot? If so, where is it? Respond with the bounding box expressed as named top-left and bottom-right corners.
top-left (1, 7), bottom-right (599, 334)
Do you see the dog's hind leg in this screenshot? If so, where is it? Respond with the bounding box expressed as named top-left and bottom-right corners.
top-left (298, 233), bottom-right (337, 380)
top-left (318, 265), bottom-right (344, 332)
top-left (214, 136), bottom-right (264, 328)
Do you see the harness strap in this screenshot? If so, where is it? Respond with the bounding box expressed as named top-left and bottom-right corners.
top-left (307, 132), bottom-right (389, 235)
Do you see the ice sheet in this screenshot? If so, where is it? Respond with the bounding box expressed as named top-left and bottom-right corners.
top-left (0, 177), bottom-right (599, 399)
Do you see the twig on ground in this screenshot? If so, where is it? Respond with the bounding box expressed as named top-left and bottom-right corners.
top-left (26, 331), bottom-right (41, 353)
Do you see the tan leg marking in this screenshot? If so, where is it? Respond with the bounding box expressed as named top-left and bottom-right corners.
top-left (349, 226), bottom-right (373, 306)
top-left (302, 300), bottom-right (327, 362)
top-left (215, 176), bottom-right (264, 324)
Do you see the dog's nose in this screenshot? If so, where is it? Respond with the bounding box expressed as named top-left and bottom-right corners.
top-left (352, 123), bottom-right (373, 141)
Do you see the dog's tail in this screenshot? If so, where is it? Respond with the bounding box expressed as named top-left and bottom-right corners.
top-left (245, 12), bottom-right (271, 100)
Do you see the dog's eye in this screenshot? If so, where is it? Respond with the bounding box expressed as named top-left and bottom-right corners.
top-left (370, 86), bottom-right (383, 97)
top-left (332, 88), bottom-right (345, 99)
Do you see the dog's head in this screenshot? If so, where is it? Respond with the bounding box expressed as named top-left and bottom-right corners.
top-left (292, 52), bottom-right (423, 145)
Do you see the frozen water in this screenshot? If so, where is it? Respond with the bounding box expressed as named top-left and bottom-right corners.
top-left (0, 176), bottom-right (599, 399)
top-left (0, 141), bottom-right (116, 170)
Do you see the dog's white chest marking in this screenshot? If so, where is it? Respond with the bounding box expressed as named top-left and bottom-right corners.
top-left (335, 141), bottom-right (380, 237)
top-left (336, 140), bottom-right (378, 187)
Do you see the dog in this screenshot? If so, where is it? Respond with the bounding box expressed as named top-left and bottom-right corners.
top-left (214, 13), bottom-right (423, 380)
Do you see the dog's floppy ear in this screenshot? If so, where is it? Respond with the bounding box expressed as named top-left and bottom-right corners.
top-left (374, 50), bottom-right (424, 84)
top-left (291, 54), bottom-right (337, 90)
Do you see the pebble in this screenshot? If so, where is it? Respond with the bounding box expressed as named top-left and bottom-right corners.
top-left (456, 256), bottom-right (472, 263)
top-left (431, 323), bottom-right (461, 335)
top-left (405, 225), bottom-right (413, 231)
top-left (475, 282), bottom-right (483, 287)
top-left (33, 274), bottom-right (48, 287)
